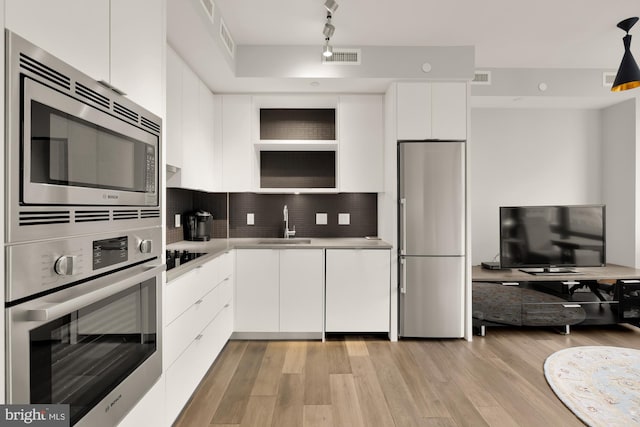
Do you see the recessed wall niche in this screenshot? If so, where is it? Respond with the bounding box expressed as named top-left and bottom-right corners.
top-left (259, 108), bottom-right (335, 140)
top-left (260, 151), bottom-right (336, 188)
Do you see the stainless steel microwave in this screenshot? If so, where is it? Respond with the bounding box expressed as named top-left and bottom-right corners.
top-left (5, 30), bottom-right (162, 243)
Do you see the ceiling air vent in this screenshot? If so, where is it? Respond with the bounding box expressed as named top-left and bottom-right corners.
top-left (322, 48), bottom-right (361, 65)
top-left (219, 19), bottom-right (235, 58)
top-left (603, 72), bottom-right (616, 87)
top-left (200, 0), bottom-right (215, 24)
top-left (472, 71), bottom-right (491, 85)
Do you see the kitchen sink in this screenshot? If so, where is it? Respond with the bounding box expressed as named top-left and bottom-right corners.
top-left (258, 238), bottom-right (312, 245)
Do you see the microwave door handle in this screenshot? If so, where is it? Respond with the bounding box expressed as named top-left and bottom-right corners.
top-left (27, 264), bottom-right (164, 322)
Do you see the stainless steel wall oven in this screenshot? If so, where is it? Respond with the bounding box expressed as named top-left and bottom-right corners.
top-left (5, 30), bottom-right (164, 427)
top-left (6, 229), bottom-right (164, 427)
top-left (5, 30), bottom-right (161, 243)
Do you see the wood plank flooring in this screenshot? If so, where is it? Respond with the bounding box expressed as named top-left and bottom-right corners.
top-left (174, 325), bottom-right (640, 427)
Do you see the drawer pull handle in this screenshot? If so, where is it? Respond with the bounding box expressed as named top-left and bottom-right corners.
top-left (195, 334), bottom-right (204, 341)
top-left (562, 281), bottom-right (580, 285)
top-left (501, 282), bottom-right (519, 286)
top-left (195, 299), bottom-right (204, 305)
top-left (563, 304), bottom-right (581, 308)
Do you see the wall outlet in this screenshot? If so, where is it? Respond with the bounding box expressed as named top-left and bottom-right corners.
top-left (316, 213), bottom-right (328, 225)
top-left (174, 213), bottom-right (181, 228)
top-left (338, 213), bottom-right (350, 225)
top-left (247, 213), bottom-right (255, 225)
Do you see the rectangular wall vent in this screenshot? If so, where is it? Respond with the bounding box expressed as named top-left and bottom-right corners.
top-left (219, 19), bottom-right (235, 58)
top-left (603, 72), bottom-right (616, 87)
top-left (322, 48), bottom-right (361, 65)
top-left (200, 0), bottom-right (215, 23)
top-left (472, 71), bottom-right (492, 85)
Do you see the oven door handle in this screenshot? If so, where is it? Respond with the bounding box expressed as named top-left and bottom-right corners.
top-left (27, 263), bottom-right (165, 322)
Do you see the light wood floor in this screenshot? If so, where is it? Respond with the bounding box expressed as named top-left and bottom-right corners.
top-left (174, 325), bottom-right (640, 427)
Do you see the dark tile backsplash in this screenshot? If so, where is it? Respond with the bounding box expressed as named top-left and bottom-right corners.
top-left (167, 189), bottom-right (378, 242)
top-left (166, 188), bottom-right (228, 244)
top-left (229, 193), bottom-right (377, 238)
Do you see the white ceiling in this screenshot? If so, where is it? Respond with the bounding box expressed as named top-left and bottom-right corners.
top-left (215, 0), bottom-right (639, 69)
top-left (169, 0), bottom-right (640, 106)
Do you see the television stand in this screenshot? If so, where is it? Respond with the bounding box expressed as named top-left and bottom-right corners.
top-left (519, 267), bottom-right (581, 276)
top-left (471, 264), bottom-right (640, 336)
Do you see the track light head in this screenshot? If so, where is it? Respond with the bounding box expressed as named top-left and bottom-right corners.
top-left (322, 39), bottom-right (333, 58)
top-left (323, 22), bottom-right (335, 38)
top-left (324, 0), bottom-right (339, 13)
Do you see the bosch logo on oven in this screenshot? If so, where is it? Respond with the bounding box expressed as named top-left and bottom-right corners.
top-left (102, 194), bottom-right (119, 200)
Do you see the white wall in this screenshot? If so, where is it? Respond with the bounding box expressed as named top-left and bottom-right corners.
top-left (601, 99), bottom-right (638, 267)
top-left (469, 108), bottom-right (603, 265)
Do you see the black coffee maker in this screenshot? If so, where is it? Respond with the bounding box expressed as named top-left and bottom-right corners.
top-left (185, 209), bottom-right (213, 241)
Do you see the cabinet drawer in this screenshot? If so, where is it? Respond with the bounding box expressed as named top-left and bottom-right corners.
top-left (165, 257), bottom-right (219, 325)
top-left (165, 284), bottom-right (220, 367)
top-left (165, 305), bottom-right (231, 425)
top-left (521, 302), bottom-right (588, 327)
top-left (217, 251), bottom-right (234, 283)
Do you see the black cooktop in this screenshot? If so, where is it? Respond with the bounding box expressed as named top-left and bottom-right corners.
top-left (166, 250), bottom-right (205, 271)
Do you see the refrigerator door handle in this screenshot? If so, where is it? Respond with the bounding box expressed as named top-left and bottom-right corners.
top-left (400, 257), bottom-right (407, 294)
top-left (400, 198), bottom-right (407, 256)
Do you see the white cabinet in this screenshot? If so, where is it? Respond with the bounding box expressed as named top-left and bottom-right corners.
top-left (325, 249), bottom-right (391, 333)
top-left (279, 250), bottom-right (324, 332)
top-left (165, 46), bottom-right (183, 168)
top-left (396, 82), bottom-right (467, 140)
top-left (6, 0), bottom-right (110, 82)
top-left (6, 0), bottom-right (164, 115)
top-left (338, 95), bottom-right (384, 192)
top-left (222, 95), bottom-right (254, 191)
top-left (234, 249), bottom-right (279, 332)
top-left (165, 48), bottom-right (218, 191)
top-left (235, 249), bottom-right (324, 334)
top-left (164, 251), bottom-right (234, 425)
top-left (110, 0), bottom-right (164, 116)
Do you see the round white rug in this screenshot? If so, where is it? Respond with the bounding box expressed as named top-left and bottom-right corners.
top-left (544, 346), bottom-right (640, 427)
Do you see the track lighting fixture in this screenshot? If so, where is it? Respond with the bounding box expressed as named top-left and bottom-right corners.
top-left (324, 0), bottom-right (339, 13)
top-left (321, 8), bottom-right (335, 59)
top-left (612, 17), bottom-right (640, 92)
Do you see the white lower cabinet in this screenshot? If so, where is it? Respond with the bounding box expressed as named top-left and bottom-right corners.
top-left (235, 249), bottom-right (324, 334)
top-left (164, 251), bottom-right (234, 425)
top-left (325, 249), bottom-right (391, 332)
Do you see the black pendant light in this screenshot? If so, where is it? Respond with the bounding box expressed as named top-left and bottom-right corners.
top-left (612, 17), bottom-right (640, 92)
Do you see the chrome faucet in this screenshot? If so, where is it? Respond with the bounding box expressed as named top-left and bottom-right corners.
top-left (283, 205), bottom-right (296, 238)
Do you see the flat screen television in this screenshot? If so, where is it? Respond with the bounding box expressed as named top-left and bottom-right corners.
top-left (499, 205), bottom-right (605, 274)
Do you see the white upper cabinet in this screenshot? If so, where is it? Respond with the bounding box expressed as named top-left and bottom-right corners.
top-left (396, 82), bottom-right (432, 141)
top-left (6, 0), bottom-right (164, 115)
top-left (5, 0), bottom-right (110, 82)
top-left (338, 95), bottom-right (384, 192)
top-left (110, 0), bottom-right (164, 115)
top-left (431, 83), bottom-right (467, 140)
top-left (165, 46), bottom-right (183, 169)
top-left (396, 82), bottom-right (467, 140)
top-left (166, 48), bottom-right (217, 192)
top-left (222, 95), bottom-right (254, 192)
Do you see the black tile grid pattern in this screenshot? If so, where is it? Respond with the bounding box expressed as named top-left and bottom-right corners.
top-left (166, 188), bottom-right (228, 243)
top-left (260, 151), bottom-right (336, 188)
top-left (228, 193), bottom-right (377, 238)
top-left (260, 109), bottom-right (335, 140)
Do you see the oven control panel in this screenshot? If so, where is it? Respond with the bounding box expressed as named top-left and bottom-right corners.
top-left (5, 227), bottom-right (162, 303)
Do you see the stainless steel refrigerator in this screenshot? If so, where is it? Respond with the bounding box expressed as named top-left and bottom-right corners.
top-left (399, 141), bottom-right (465, 338)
